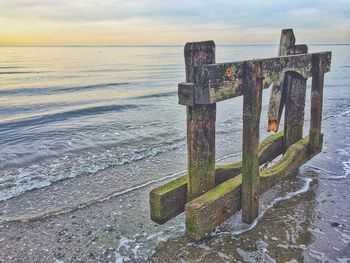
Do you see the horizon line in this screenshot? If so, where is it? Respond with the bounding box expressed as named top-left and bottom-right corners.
top-left (0, 43), bottom-right (349, 48)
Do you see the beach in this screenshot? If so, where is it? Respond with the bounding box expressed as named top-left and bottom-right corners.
top-left (0, 44), bottom-right (349, 262)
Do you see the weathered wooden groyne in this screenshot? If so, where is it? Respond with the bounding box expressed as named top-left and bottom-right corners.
top-left (149, 29), bottom-right (331, 240)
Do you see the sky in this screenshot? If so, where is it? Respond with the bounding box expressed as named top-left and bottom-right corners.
top-left (0, 0), bottom-right (349, 46)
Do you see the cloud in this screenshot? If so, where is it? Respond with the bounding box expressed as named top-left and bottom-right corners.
top-left (0, 0), bottom-right (349, 45)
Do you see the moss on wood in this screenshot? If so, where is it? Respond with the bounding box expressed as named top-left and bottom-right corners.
top-left (259, 131), bottom-right (284, 151)
top-left (149, 191), bottom-right (161, 223)
top-left (185, 135), bottom-right (320, 240)
top-left (185, 217), bottom-right (199, 237)
top-left (152, 176), bottom-right (187, 196)
top-left (150, 132), bottom-right (284, 224)
top-left (192, 175), bottom-right (242, 203)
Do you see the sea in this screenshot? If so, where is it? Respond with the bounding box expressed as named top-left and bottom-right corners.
top-left (0, 44), bottom-right (349, 262)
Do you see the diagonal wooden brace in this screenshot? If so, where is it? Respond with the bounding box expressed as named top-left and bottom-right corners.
top-left (267, 29), bottom-right (308, 133)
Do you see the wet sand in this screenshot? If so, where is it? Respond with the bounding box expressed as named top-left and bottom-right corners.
top-left (150, 173), bottom-right (350, 262)
top-left (150, 104), bottom-right (350, 262)
top-left (0, 99), bottom-right (349, 262)
top-left (150, 106), bottom-right (350, 262)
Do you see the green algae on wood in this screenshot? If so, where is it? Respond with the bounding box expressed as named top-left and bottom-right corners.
top-left (260, 136), bottom-right (321, 191)
top-left (185, 217), bottom-right (199, 238)
top-left (150, 176), bottom-right (187, 224)
top-left (185, 175), bottom-right (242, 240)
top-left (150, 132), bottom-right (284, 224)
top-left (258, 131), bottom-right (283, 157)
top-left (185, 135), bottom-right (320, 240)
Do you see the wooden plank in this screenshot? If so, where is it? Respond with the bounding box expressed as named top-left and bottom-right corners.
top-left (150, 131), bottom-right (284, 224)
top-left (309, 53), bottom-right (329, 152)
top-left (185, 135), bottom-right (320, 240)
top-left (267, 29), bottom-right (295, 132)
top-left (283, 45), bottom-right (308, 150)
top-left (242, 60), bottom-right (263, 224)
top-left (185, 41), bottom-right (217, 201)
top-left (192, 60), bottom-right (244, 104)
top-left (150, 175), bottom-right (187, 224)
top-left (178, 52), bottom-right (331, 105)
top-left (283, 73), bottom-right (307, 150)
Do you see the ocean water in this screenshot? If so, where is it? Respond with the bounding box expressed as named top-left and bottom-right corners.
top-left (0, 44), bottom-right (349, 261)
top-left (0, 44), bottom-right (349, 210)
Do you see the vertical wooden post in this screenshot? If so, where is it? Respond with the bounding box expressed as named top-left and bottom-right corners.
top-left (185, 41), bottom-right (216, 201)
top-left (278, 29), bottom-right (295, 56)
top-left (309, 54), bottom-right (325, 152)
top-left (242, 61), bottom-right (263, 224)
top-left (283, 42), bottom-right (308, 150)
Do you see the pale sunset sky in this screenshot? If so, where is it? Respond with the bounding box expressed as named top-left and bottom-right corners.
top-left (0, 0), bottom-right (349, 46)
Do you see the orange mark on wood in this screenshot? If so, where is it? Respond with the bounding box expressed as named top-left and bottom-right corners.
top-left (226, 67), bottom-right (233, 77)
top-left (267, 120), bottom-right (279, 132)
top-left (217, 207), bottom-right (230, 224)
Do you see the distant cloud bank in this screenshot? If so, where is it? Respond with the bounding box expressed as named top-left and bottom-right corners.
top-left (0, 0), bottom-right (349, 45)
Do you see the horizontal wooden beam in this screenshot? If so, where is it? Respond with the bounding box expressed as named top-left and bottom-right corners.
top-left (185, 135), bottom-right (320, 240)
top-left (178, 52), bottom-right (331, 105)
top-left (150, 131), bottom-right (283, 224)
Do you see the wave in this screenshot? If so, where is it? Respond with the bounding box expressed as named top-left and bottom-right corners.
top-left (0, 150), bottom-right (237, 223)
top-left (0, 71), bottom-right (47, 75)
top-left (134, 91), bottom-right (176, 99)
top-left (325, 84), bottom-right (350, 87)
top-left (81, 69), bottom-right (128, 73)
top-left (0, 82), bottom-right (131, 96)
top-left (0, 66), bottom-right (24, 69)
top-left (0, 104), bottom-right (143, 129)
top-left (0, 169), bottom-right (187, 223)
top-left (323, 104), bottom-right (350, 122)
top-left (0, 136), bottom-right (186, 201)
top-left (58, 82), bottom-right (131, 92)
